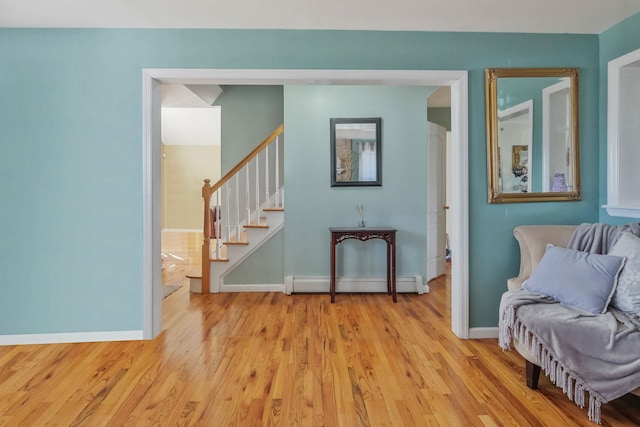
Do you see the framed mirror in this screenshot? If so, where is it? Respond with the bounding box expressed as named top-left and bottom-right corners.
top-left (485, 68), bottom-right (580, 203)
top-left (330, 117), bottom-right (382, 187)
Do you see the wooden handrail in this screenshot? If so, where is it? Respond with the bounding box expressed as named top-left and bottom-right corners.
top-left (209, 124), bottom-right (284, 194)
top-left (200, 124), bottom-right (284, 293)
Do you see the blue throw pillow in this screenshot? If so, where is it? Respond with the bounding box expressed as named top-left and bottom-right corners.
top-left (523, 245), bottom-right (626, 314)
top-left (609, 232), bottom-right (640, 314)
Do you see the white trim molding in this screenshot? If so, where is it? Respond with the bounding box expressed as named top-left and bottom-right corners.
top-left (0, 330), bottom-right (144, 346)
top-left (468, 327), bottom-right (499, 339)
top-left (143, 68), bottom-right (469, 340)
top-left (449, 72), bottom-right (470, 339)
top-left (284, 275), bottom-right (294, 295)
top-left (219, 283), bottom-right (285, 292)
top-left (602, 205), bottom-right (640, 219)
top-left (142, 69), bottom-right (163, 340)
top-left (605, 48), bottom-right (640, 219)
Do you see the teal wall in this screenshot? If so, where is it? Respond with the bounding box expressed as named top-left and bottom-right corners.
top-left (224, 231), bottom-right (284, 284)
top-left (598, 12), bottom-right (640, 225)
top-left (213, 85), bottom-right (284, 173)
top-left (284, 85), bottom-right (433, 280)
top-left (0, 28), bottom-right (602, 335)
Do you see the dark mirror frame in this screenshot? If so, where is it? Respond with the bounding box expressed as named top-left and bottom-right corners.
top-left (330, 117), bottom-right (382, 187)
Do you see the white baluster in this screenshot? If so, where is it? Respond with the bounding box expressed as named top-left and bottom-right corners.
top-left (235, 174), bottom-right (240, 241)
top-left (264, 143), bottom-right (270, 208)
top-left (275, 136), bottom-right (280, 208)
top-left (225, 182), bottom-right (231, 243)
top-left (255, 152), bottom-right (260, 219)
top-left (215, 189), bottom-right (221, 258)
top-left (218, 190), bottom-right (223, 251)
top-left (245, 165), bottom-right (251, 226)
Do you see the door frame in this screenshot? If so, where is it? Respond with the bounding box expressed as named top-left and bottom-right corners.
top-left (142, 68), bottom-right (470, 339)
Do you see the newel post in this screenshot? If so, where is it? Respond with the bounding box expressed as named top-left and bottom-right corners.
top-left (202, 179), bottom-right (212, 293)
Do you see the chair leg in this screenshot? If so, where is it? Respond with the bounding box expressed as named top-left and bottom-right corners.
top-left (526, 360), bottom-right (541, 390)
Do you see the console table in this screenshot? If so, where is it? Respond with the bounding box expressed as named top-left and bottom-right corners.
top-left (329, 227), bottom-right (397, 303)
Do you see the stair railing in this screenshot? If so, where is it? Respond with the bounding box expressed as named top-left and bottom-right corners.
top-left (201, 124), bottom-right (284, 293)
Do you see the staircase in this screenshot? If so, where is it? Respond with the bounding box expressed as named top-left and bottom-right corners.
top-left (188, 125), bottom-right (284, 293)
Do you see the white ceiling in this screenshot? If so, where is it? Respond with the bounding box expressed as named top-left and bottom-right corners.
top-left (428, 87), bottom-right (451, 108)
top-left (1, 0), bottom-right (639, 34)
top-left (161, 84), bottom-right (223, 107)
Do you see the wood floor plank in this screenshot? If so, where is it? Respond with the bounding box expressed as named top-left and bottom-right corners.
top-left (1, 247), bottom-right (639, 425)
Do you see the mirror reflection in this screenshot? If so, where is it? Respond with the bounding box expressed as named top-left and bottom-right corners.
top-left (486, 68), bottom-right (580, 203)
top-left (330, 118), bottom-right (382, 187)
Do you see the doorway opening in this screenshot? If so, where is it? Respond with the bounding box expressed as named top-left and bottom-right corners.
top-left (142, 69), bottom-right (469, 339)
top-left (160, 84), bottom-right (223, 299)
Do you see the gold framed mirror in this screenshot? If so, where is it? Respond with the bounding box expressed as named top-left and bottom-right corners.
top-left (486, 68), bottom-right (580, 203)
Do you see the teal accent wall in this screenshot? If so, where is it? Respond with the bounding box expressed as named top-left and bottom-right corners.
top-left (284, 85), bottom-right (433, 280)
top-left (224, 230), bottom-right (284, 284)
top-left (213, 85), bottom-right (284, 173)
top-left (0, 28), bottom-right (601, 335)
top-left (598, 12), bottom-right (640, 225)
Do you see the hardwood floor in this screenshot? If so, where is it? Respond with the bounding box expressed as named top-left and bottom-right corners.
top-left (1, 265), bottom-right (639, 425)
top-left (162, 231), bottom-right (203, 288)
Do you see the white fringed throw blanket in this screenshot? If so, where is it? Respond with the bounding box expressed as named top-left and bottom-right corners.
top-left (499, 223), bottom-right (640, 424)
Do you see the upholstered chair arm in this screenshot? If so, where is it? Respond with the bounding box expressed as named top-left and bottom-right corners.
top-left (507, 225), bottom-right (577, 290)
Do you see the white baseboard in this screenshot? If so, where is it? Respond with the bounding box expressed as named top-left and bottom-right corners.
top-left (288, 275), bottom-right (424, 294)
top-left (219, 283), bottom-right (285, 292)
top-left (193, 276), bottom-right (426, 296)
top-left (0, 330), bottom-right (144, 346)
top-left (468, 327), bottom-right (499, 339)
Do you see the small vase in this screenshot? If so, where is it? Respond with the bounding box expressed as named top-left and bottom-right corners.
top-left (356, 204), bottom-right (366, 227)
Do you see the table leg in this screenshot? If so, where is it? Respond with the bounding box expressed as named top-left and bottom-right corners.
top-left (391, 236), bottom-right (397, 303)
top-left (386, 242), bottom-right (391, 295)
top-left (330, 235), bottom-right (336, 303)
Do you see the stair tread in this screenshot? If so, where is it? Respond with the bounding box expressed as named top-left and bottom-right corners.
top-left (201, 195), bottom-right (284, 278)
top-left (243, 217), bottom-right (269, 229)
top-left (225, 240), bottom-right (249, 245)
top-left (186, 269), bottom-right (202, 279)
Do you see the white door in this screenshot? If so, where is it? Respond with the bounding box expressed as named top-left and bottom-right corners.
top-left (427, 121), bottom-right (447, 282)
top-left (542, 80), bottom-right (572, 192)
